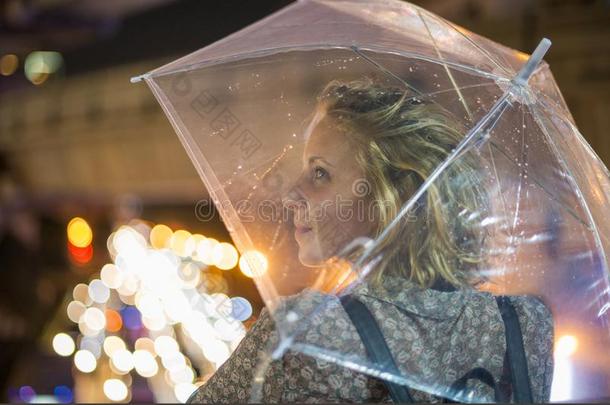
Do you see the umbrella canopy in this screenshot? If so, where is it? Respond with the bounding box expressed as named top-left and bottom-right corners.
top-left (132, 0), bottom-right (610, 402)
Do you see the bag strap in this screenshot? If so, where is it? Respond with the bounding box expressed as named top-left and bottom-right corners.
top-left (445, 367), bottom-right (502, 403)
top-left (495, 296), bottom-right (534, 403)
top-left (340, 295), bottom-right (414, 403)
top-left (340, 294), bottom-right (533, 403)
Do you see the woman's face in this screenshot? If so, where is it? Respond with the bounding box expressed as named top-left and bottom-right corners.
top-left (285, 112), bottom-right (375, 267)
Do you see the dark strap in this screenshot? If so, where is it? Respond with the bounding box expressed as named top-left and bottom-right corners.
top-left (495, 296), bottom-right (534, 403)
top-left (340, 294), bottom-right (533, 403)
top-left (445, 367), bottom-right (503, 403)
top-left (340, 295), bottom-right (414, 403)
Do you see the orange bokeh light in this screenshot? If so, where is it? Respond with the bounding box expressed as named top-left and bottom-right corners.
top-left (105, 309), bottom-right (123, 333)
top-left (68, 241), bottom-right (93, 265)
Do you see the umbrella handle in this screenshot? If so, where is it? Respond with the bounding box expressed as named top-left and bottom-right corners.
top-left (513, 38), bottom-right (552, 86)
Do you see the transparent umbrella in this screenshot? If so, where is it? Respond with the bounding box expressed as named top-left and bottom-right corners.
top-left (132, 0), bottom-right (610, 402)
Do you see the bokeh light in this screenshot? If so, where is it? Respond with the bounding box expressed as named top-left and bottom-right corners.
top-left (214, 318), bottom-right (245, 341)
top-left (238, 250), bottom-right (268, 277)
top-left (18, 386), bottom-right (36, 403)
top-left (196, 238), bottom-right (218, 265)
top-left (74, 350), bottom-right (97, 373)
top-left (169, 367), bottom-right (195, 385)
top-left (117, 273), bottom-right (139, 297)
top-left (133, 350), bottom-right (159, 378)
top-left (213, 242), bottom-right (239, 270)
top-left (134, 337), bottom-right (156, 356)
top-left (67, 301), bottom-right (87, 323)
top-left (88, 279), bottom-right (110, 304)
top-left (230, 297), bottom-right (253, 321)
top-left (101, 264), bottom-right (124, 289)
top-left (68, 242), bottom-right (93, 265)
top-left (150, 224), bottom-right (173, 249)
top-left (201, 339), bottom-right (230, 365)
top-left (174, 383), bottom-right (197, 403)
top-left (72, 284), bottom-right (92, 305)
top-left (103, 379), bottom-right (128, 402)
top-left (111, 349), bottom-right (135, 374)
top-left (23, 51), bottom-right (63, 85)
top-left (80, 336), bottom-right (103, 359)
top-left (113, 226), bottom-right (147, 257)
top-left (60, 221), bottom-right (252, 401)
top-left (170, 229), bottom-right (194, 257)
top-left (120, 306), bottom-right (142, 331)
top-left (83, 307), bottom-right (106, 332)
top-left (0, 54), bottom-right (19, 76)
top-left (67, 217), bottom-right (93, 248)
top-left (78, 319), bottom-right (99, 337)
top-left (154, 335), bottom-right (179, 358)
top-left (161, 351), bottom-right (186, 372)
top-left (53, 386), bottom-right (73, 403)
top-left (52, 333), bottom-right (75, 357)
top-left (178, 262), bottom-right (201, 288)
top-left (103, 336), bottom-right (126, 357)
top-left (105, 309), bottom-right (123, 332)
top-left (555, 335), bottom-right (578, 358)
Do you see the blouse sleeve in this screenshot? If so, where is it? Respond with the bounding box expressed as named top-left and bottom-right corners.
top-left (187, 307), bottom-right (285, 403)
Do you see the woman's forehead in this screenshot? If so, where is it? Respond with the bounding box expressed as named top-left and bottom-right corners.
top-left (304, 116), bottom-right (352, 162)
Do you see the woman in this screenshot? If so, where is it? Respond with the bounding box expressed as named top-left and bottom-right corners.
top-left (188, 77), bottom-right (554, 403)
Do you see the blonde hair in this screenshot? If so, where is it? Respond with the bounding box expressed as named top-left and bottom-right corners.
top-left (316, 77), bottom-right (488, 289)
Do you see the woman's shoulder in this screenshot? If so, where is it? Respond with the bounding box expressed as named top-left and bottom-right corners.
top-left (504, 294), bottom-right (553, 323)
top-left (502, 294), bottom-right (554, 353)
top-left (465, 289), bottom-right (554, 335)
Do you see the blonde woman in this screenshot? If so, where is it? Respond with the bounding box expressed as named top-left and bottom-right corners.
top-left (188, 78), bottom-right (554, 403)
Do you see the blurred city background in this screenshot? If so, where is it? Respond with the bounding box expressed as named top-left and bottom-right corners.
top-left (0, 0), bottom-right (609, 403)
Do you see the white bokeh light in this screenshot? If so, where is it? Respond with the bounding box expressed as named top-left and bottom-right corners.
top-left (133, 350), bottom-right (159, 378)
top-left (52, 333), bottom-right (75, 357)
top-left (154, 335), bottom-right (179, 358)
top-left (74, 350), bottom-right (97, 373)
top-left (103, 336), bottom-right (126, 357)
top-left (103, 379), bottom-right (128, 402)
top-left (66, 301), bottom-right (87, 323)
top-left (174, 383), bottom-right (197, 403)
top-left (88, 279), bottom-right (110, 304)
top-left (100, 264), bottom-right (124, 289)
top-left (83, 307), bottom-right (106, 331)
top-left (111, 349), bottom-right (135, 374)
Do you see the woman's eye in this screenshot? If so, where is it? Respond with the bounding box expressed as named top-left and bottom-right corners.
top-left (313, 166), bottom-right (329, 181)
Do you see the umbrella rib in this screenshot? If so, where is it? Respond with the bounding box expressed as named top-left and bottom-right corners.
top-left (505, 104), bottom-right (528, 260)
top-left (426, 10), bottom-right (512, 78)
top-left (356, 91), bottom-right (512, 268)
top-left (349, 45), bottom-right (425, 96)
top-left (486, 138), bottom-right (591, 229)
top-left (534, 93), bottom-right (610, 182)
top-left (349, 46), bottom-right (495, 120)
top-left (484, 140), bottom-right (511, 284)
top-left (137, 44), bottom-right (509, 84)
top-left (417, 9), bottom-right (473, 121)
top-left (529, 105), bottom-right (608, 273)
top-left (533, 89), bottom-right (579, 128)
top-left (531, 104), bottom-right (610, 322)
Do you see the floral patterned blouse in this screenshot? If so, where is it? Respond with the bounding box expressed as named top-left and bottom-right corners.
top-left (188, 276), bottom-right (554, 403)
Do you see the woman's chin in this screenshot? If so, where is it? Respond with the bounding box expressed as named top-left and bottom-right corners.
top-left (297, 249), bottom-right (325, 267)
